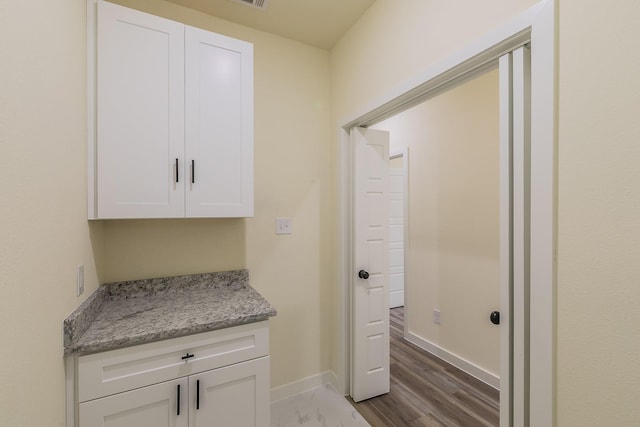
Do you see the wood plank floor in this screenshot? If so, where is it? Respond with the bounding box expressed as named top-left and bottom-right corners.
top-left (350, 307), bottom-right (499, 427)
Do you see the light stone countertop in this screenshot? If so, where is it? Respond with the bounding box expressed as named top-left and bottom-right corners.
top-left (63, 270), bottom-right (276, 355)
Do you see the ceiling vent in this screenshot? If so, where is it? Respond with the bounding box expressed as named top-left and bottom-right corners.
top-left (228, 0), bottom-right (270, 11)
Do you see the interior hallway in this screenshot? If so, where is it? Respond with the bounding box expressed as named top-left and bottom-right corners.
top-left (350, 307), bottom-right (499, 426)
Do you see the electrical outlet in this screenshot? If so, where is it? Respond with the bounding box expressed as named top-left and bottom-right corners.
top-left (77, 265), bottom-right (84, 297)
top-left (433, 309), bottom-right (441, 325)
top-left (275, 217), bottom-right (292, 235)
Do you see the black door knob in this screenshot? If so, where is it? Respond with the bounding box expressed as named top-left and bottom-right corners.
top-left (490, 311), bottom-right (500, 325)
top-left (358, 270), bottom-right (369, 280)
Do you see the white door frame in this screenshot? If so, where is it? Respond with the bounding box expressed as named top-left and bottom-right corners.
top-left (388, 148), bottom-right (408, 312)
top-left (336, 1), bottom-right (555, 425)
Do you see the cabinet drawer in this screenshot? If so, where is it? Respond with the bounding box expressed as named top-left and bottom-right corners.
top-left (78, 321), bottom-right (268, 402)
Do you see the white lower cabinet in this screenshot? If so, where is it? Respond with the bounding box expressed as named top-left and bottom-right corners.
top-left (71, 322), bottom-right (270, 427)
top-left (79, 377), bottom-right (188, 427)
top-left (190, 357), bottom-right (269, 427)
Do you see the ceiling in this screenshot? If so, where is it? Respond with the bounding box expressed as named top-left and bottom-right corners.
top-left (164, 0), bottom-right (376, 49)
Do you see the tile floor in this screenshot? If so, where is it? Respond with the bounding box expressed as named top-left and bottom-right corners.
top-left (271, 384), bottom-right (371, 427)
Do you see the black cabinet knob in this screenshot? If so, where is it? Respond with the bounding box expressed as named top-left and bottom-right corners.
top-left (490, 311), bottom-right (500, 325)
top-left (358, 270), bottom-right (369, 280)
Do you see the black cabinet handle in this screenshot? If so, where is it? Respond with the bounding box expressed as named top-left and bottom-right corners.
top-left (358, 270), bottom-right (369, 280)
top-left (196, 379), bottom-right (200, 410)
top-left (175, 158), bottom-right (179, 183)
top-left (176, 384), bottom-right (181, 415)
top-left (181, 353), bottom-right (194, 361)
top-left (191, 160), bottom-right (195, 184)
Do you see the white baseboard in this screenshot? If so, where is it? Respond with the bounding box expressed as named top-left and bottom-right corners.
top-left (269, 336), bottom-right (499, 404)
top-left (328, 370), bottom-right (340, 393)
top-left (405, 332), bottom-right (500, 390)
top-left (270, 370), bottom-right (337, 403)
top-left (389, 291), bottom-right (405, 309)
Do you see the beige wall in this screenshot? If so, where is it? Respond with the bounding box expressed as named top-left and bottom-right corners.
top-left (330, 0), bottom-right (539, 123)
top-left (373, 69), bottom-right (500, 376)
top-left (0, 0), bottom-right (332, 425)
top-left (557, 0), bottom-right (640, 424)
top-left (106, 0), bottom-right (335, 390)
top-left (0, 2), bottom-right (101, 426)
top-left (4, 0), bottom-right (640, 424)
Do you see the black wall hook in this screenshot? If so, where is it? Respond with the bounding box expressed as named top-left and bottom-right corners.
top-left (490, 311), bottom-right (500, 325)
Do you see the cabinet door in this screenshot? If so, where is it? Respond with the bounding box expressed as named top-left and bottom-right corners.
top-left (96, 1), bottom-right (185, 218)
top-left (79, 377), bottom-right (188, 427)
top-left (185, 26), bottom-right (253, 218)
top-left (190, 356), bottom-right (269, 427)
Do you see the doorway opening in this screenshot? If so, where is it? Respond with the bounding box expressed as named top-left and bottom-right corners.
top-left (336, 2), bottom-right (555, 426)
top-left (372, 67), bottom-right (502, 391)
top-left (350, 67), bottom-right (502, 425)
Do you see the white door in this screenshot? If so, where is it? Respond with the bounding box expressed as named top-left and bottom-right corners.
top-left (96, 1), bottom-right (185, 218)
top-left (190, 357), bottom-right (269, 427)
top-left (185, 26), bottom-right (254, 218)
top-left (79, 377), bottom-right (188, 427)
top-left (388, 155), bottom-right (405, 308)
top-left (351, 127), bottom-right (390, 402)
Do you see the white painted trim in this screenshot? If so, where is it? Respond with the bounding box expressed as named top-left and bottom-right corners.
top-left (512, 45), bottom-right (532, 426)
top-left (337, 127), bottom-right (352, 396)
top-left (402, 147), bottom-right (410, 339)
top-left (498, 52), bottom-right (514, 427)
top-left (405, 332), bottom-right (500, 390)
top-left (65, 355), bottom-right (77, 427)
top-left (387, 146), bottom-right (408, 318)
top-left (529, 1), bottom-right (556, 425)
top-left (270, 371), bottom-right (336, 403)
top-left (328, 370), bottom-right (340, 393)
top-left (87, 0), bottom-right (98, 219)
top-left (389, 148), bottom-right (404, 159)
top-left (391, 147), bottom-right (411, 340)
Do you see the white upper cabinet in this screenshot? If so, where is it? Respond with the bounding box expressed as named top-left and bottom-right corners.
top-left (88, 1), bottom-right (253, 219)
top-left (185, 27), bottom-right (253, 218)
top-left (95, 2), bottom-right (185, 219)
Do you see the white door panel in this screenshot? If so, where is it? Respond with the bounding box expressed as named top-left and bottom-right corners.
top-left (388, 159), bottom-right (405, 308)
top-left (351, 127), bottom-right (390, 402)
top-left (389, 225), bottom-right (404, 246)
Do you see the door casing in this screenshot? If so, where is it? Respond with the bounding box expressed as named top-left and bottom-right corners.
top-left (336, 1), bottom-right (556, 425)
top-left (387, 149), bottom-right (408, 311)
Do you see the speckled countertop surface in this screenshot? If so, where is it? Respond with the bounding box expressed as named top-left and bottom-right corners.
top-left (64, 270), bottom-right (276, 355)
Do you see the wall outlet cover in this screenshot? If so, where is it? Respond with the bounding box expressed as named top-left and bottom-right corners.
top-left (77, 265), bottom-right (85, 297)
top-left (433, 309), bottom-right (441, 324)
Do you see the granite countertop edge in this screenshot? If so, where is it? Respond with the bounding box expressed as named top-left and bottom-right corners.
top-left (63, 270), bottom-right (277, 356)
top-left (67, 312), bottom-right (275, 356)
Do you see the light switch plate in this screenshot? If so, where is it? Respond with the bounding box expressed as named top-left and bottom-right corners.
top-left (275, 217), bottom-right (292, 235)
